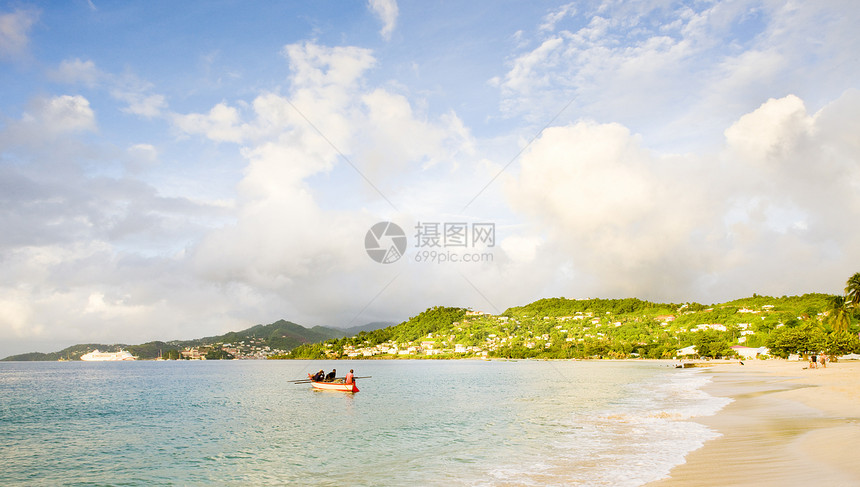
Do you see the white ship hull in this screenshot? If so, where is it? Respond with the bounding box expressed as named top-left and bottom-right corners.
top-left (80, 350), bottom-right (136, 361)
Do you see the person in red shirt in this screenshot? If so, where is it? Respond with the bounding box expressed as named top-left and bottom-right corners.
top-left (345, 369), bottom-right (355, 384)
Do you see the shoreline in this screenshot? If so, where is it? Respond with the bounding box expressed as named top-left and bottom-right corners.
top-left (647, 359), bottom-right (860, 486)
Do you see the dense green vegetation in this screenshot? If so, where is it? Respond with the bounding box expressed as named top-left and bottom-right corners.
top-left (282, 275), bottom-right (860, 361)
top-left (284, 307), bottom-right (465, 359)
top-left (188, 320), bottom-right (344, 352)
top-left (2, 320), bottom-right (349, 361)
top-left (505, 297), bottom-right (676, 318)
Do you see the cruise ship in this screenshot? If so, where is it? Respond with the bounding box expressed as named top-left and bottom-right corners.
top-left (79, 349), bottom-right (136, 361)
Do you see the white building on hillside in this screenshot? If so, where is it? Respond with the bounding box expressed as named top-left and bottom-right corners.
top-left (677, 345), bottom-right (697, 357)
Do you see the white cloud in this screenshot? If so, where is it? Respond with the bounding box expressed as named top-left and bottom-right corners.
top-left (109, 72), bottom-right (170, 119)
top-left (503, 92), bottom-right (860, 302)
top-left (178, 41), bottom-right (483, 326)
top-left (0, 7), bottom-right (38, 59)
top-left (127, 143), bottom-right (158, 161)
top-left (284, 42), bottom-right (376, 89)
top-left (500, 37), bottom-right (563, 95)
top-left (494, 1), bottom-right (860, 149)
top-left (368, 0), bottom-right (398, 41)
top-left (500, 234), bottom-right (542, 263)
top-left (540, 2), bottom-right (576, 32)
top-left (0, 92), bottom-right (239, 354)
top-left (357, 89), bottom-right (474, 174)
top-left (126, 143), bottom-right (159, 172)
top-left (174, 102), bottom-right (246, 143)
top-left (724, 94), bottom-right (812, 166)
top-left (49, 58), bottom-right (101, 86)
top-left (117, 92), bottom-right (167, 118)
top-left (505, 120), bottom-right (712, 299)
top-left (0, 289), bottom-right (35, 338)
top-left (20, 94), bottom-right (97, 135)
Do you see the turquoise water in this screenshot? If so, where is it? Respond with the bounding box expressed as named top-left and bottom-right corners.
top-left (0, 360), bottom-right (727, 486)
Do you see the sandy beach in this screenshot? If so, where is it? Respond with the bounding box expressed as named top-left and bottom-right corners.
top-left (647, 359), bottom-right (860, 486)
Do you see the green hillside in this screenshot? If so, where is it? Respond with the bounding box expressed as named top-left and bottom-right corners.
top-left (7, 273), bottom-right (860, 361)
top-left (183, 320), bottom-right (344, 352)
top-left (1, 343), bottom-right (128, 362)
top-left (2, 320), bottom-right (347, 361)
top-left (283, 291), bottom-right (860, 360)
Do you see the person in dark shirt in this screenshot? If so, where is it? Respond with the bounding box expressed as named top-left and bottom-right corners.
top-left (325, 369), bottom-right (337, 382)
top-left (311, 369), bottom-right (325, 381)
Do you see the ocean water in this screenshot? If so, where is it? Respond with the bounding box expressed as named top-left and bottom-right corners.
top-left (0, 360), bottom-right (729, 486)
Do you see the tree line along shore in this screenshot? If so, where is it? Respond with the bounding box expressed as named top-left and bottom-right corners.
top-left (280, 273), bottom-right (860, 361)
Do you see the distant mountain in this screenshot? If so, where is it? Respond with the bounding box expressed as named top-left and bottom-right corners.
top-left (341, 321), bottom-right (397, 337)
top-left (2, 343), bottom-right (131, 362)
top-left (1, 319), bottom-right (382, 361)
top-left (182, 319), bottom-right (344, 350)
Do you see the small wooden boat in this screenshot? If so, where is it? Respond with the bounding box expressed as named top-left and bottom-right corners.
top-left (307, 374), bottom-right (359, 393)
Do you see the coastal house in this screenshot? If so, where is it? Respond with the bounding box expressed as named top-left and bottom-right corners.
top-left (694, 324), bottom-right (726, 332)
top-left (676, 345), bottom-right (698, 357)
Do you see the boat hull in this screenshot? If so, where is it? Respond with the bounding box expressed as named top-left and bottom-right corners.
top-left (307, 375), bottom-right (359, 393)
top-left (80, 350), bottom-right (136, 361)
top-left (311, 381), bottom-right (359, 393)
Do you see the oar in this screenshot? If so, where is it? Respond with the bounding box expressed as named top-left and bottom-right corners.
top-left (287, 376), bottom-right (372, 383)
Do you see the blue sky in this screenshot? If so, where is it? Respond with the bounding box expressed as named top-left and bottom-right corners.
top-left (1, 0), bottom-right (859, 357)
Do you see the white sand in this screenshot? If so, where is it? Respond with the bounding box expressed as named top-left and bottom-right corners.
top-left (647, 360), bottom-right (860, 486)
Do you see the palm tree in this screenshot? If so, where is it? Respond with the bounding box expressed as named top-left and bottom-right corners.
top-left (846, 272), bottom-right (860, 307)
top-left (827, 295), bottom-right (851, 332)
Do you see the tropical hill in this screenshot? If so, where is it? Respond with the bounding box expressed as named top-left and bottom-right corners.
top-left (6, 273), bottom-right (860, 361)
top-left (1, 320), bottom-right (375, 361)
top-left (283, 291), bottom-right (860, 360)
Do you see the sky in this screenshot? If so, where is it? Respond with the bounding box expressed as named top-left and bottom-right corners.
top-left (1, 0), bottom-right (859, 357)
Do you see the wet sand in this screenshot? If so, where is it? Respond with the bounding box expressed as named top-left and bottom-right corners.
top-left (647, 360), bottom-right (860, 486)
